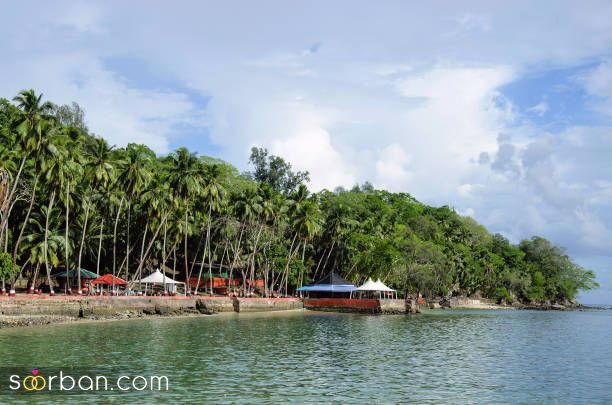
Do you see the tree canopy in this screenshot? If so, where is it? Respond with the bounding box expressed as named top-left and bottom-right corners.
top-left (0, 90), bottom-right (598, 302)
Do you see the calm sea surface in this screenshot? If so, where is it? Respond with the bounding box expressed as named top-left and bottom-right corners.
top-left (0, 309), bottom-right (611, 403)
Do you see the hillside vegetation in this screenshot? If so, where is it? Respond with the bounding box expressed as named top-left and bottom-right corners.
top-left (0, 90), bottom-right (598, 303)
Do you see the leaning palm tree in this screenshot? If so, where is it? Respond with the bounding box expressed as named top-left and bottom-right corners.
top-left (0, 90), bottom-right (53, 243)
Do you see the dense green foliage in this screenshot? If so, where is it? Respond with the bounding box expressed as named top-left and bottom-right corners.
top-left (0, 90), bottom-right (598, 302)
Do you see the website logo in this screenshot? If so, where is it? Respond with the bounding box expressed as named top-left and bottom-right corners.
top-left (3, 368), bottom-right (169, 393)
top-left (21, 369), bottom-right (46, 391)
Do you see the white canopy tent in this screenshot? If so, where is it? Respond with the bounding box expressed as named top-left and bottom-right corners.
top-left (351, 278), bottom-right (397, 299)
top-left (138, 269), bottom-right (186, 295)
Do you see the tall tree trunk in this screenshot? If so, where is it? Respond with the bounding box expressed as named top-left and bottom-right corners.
top-left (162, 222), bottom-right (167, 270)
top-left (125, 200), bottom-right (132, 280)
top-left (112, 197), bottom-right (124, 294)
top-left (219, 243), bottom-right (228, 294)
top-left (313, 246), bottom-right (327, 279)
top-left (138, 220), bottom-right (149, 280)
top-left (183, 202), bottom-right (189, 292)
top-left (32, 262), bottom-right (40, 292)
top-left (204, 205), bottom-right (213, 295)
top-left (188, 235), bottom-right (204, 282)
top-left (282, 233), bottom-right (299, 295)
top-left (319, 239), bottom-right (336, 278)
top-left (77, 201), bottom-right (90, 293)
top-left (12, 178), bottom-right (37, 268)
top-left (96, 218), bottom-right (104, 276)
top-left (194, 240), bottom-right (208, 295)
top-left (44, 190), bottom-right (56, 295)
top-left (208, 245), bottom-right (218, 296)
top-left (135, 211), bottom-right (170, 286)
top-left (228, 225), bottom-right (244, 296)
top-left (299, 240), bottom-right (307, 289)
top-left (249, 224), bottom-right (264, 295)
top-left (172, 247), bottom-right (177, 284)
top-left (0, 156), bottom-right (26, 242)
top-left (65, 183), bottom-right (70, 291)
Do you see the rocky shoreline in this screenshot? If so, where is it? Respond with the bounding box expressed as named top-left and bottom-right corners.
top-left (0, 296), bottom-right (303, 329)
top-left (434, 296), bottom-right (584, 311)
top-left (0, 295), bottom-right (597, 330)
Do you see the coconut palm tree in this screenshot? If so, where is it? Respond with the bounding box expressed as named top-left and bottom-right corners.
top-left (0, 90), bottom-right (53, 242)
top-left (116, 144), bottom-right (152, 280)
top-left (59, 136), bottom-right (84, 292)
top-left (33, 120), bottom-right (69, 295)
top-left (166, 148), bottom-right (202, 291)
top-left (82, 138), bottom-right (116, 278)
top-left (291, 198), bottom-right (323, 289)
top-left (194, 163), bottom-right (225, 295)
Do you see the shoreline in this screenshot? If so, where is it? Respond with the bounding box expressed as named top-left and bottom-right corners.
top-left (1, 294), bottom-right (595, 330)
top-left (0, 295), bottom-right (303, 330)
top-left (0, 307), bottom-right (310, 331)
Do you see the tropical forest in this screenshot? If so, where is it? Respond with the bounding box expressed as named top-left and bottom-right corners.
top-left (0, 90), bottom-right (598, 304)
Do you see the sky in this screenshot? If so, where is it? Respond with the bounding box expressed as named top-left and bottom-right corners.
top-left (1, 1), bottom-right (611, 303)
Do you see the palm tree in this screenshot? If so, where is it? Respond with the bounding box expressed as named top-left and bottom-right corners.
top-left (59, 138), bottom-right (83, 292)
top-left (194, 164), bottom-right (225, 295)
top-left (245, 184), bottom-right (276, 294)
top-left (84, 137), bottom-right (115, 191)
top-left (28, 119), bottom-right (68, 295)
top-left (22, 207), bottom-right (64, 291)
top-left (116, 144), bottom-right (152, 280)
top-left (291, 198), bottom-right (323, 289)
top-left (166, 148), bottom-right (202, 292)
top-left (133, 180), bottom-right (173, 285)
top-left (233, 187), bottom-right (262, 293)
top-left (83, 137), bottom-right (116, 280)
top-left (0, 90), bottom-right (53, 243)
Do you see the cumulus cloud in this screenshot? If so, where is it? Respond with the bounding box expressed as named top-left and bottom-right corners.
top-left (0, 51), bottom-right (203, 153)
top-left (469, 126), bottom-right (612, 257)
top-left (2, 1), bottom-right (612, 301)
top-left (580, 60), bottom-right (612, 116)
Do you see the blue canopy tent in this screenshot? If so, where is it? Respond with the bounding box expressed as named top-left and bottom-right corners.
top-left (297, 273), bottom-right (356, 298)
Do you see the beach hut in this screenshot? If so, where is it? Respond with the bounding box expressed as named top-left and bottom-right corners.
top-left (352, 278), bottom-right (397, 299)
top-left (139, 269), bottom-right (186, 295)
top-left (297, 272), bottom-right (357, 298)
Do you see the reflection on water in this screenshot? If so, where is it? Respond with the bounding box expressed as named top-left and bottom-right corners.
top-left (1, 309), bottom-right (611, 403)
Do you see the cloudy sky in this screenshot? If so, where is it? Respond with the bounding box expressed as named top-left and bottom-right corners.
top-left (1, 1), bottom-right (611, 303)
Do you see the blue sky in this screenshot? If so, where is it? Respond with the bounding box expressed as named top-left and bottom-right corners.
top-left (1, 1), bottom-right (612, 303)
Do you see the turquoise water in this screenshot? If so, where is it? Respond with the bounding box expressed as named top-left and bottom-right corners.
top-left (1, 309), bottom-right (611, 403)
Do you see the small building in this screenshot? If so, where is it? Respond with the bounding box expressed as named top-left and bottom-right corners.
top-left (352, 278), bottom-right (397, 299)
top-left (297, 273), bottom-right (357, 298)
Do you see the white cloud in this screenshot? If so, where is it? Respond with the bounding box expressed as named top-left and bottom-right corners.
top-left (528, 101), bottom-right (549, 116)
top-left (56, 3), bottom-right (104, 33)
top-left (2, 0), bottom-right (612, 301)
top-left (0, 52), bottom-right (201, 153)
top-left (375, 144), bottom-right (413, 191)
top-left (580, 60), bottom-right (612, 116)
